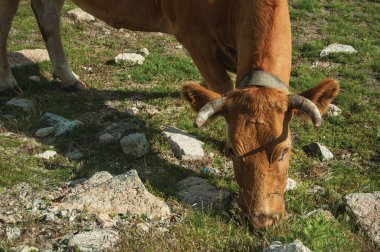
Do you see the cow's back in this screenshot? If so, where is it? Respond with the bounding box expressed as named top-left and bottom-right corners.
top-left (72, 0), bottom-right (171, 32)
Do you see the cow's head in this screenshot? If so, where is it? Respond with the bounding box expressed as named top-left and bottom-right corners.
top-left (182, 74), bottom-right (339, 228)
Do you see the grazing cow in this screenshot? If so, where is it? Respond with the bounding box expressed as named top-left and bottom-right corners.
top-left (0, 0), bottom-right (339, 227)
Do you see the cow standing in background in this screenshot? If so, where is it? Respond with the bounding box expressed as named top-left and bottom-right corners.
top-left (0, 0), bottom-right (339, 228)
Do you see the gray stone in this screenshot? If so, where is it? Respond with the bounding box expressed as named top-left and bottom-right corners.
top-left (263, 240), bottom-right (311, 252)
top-left (320, 43), bottom-right (358, 57)
top-left (66, 178), bottom-right (87, 188)
top-left (34, 150), bottom-right (57, 160)
top-left (302, 142), bottom-right (334, 160)
top-left (345, 192), bottom-right (380, 246)
top-left (99, 133), bottom-right (116, 143)
top-left (6, 226), bottom-right (21, 240)
top-left (66, 150), bottom-right (84, 161)
top-left (6, 98), bottom-right (34, 112)
top-left (68, 229), bottom-right (119, 252)
top-left (35, 127), bottom-right (55, 138)
top-left (114, 53), bottom-right (145, 65)
top-left (66, 8), bottom-right (96, 23)
top-left (9, 49), bottom-right (50, 68)
top-left (59, 170), bottom-right (171, 219)
top-left (120, 133), bottom-right (148, 158)
top-left (126, 107), bottom-right (139, 116)
top-left (41, 112), bottom-right (82, 137)
top-left (286, 178), bottom-right (298, 191)
top-left (162, 127), bottom-right (205, 160)
top-left (176, 177), bottom-right (231, 210)
top-left (327, 104), bottom-right (342, 117)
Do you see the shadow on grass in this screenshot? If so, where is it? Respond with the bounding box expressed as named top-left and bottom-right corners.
top-left (1, 63), bottom-right (237, 224)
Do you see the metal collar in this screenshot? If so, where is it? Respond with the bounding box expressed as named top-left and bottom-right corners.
top-left (236, 70), bottom-right (288, 93)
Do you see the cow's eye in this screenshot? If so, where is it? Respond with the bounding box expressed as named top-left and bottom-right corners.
top-left (279, 147), bottom-right (289, 161)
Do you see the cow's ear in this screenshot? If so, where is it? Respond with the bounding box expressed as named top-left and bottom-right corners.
top-left (298, 78), bottom-right (339, 115)
top-left (182, 83), bottom-right (222, 112)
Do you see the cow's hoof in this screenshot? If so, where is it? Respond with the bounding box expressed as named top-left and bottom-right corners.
top-left (62, 81), bottom-right (87, 92)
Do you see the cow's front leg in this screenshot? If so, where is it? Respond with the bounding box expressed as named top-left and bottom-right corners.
top-left (0, 0), bottom-right (23, 95)
top-left (178, 36), bottom-right (234, 95)
top-left (31, 0), bottom-right (86, 92)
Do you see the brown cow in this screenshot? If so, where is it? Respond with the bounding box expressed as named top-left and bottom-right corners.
top-left (0, 0), bottom-right (339, 228)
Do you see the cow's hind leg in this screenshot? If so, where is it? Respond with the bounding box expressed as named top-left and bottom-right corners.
top-left (31, 0), bottom-right (86, 92)
top-left (0, 0), bottom-right (23, 95)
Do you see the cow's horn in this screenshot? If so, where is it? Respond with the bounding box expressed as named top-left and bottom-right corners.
top-left (288, 94), bottom-right (321, 127)
top-left (194, 97), bottom-right (226, 128)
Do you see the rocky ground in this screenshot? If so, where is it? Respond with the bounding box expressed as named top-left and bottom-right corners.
top-left (1, 1), bottom-right (379, 251)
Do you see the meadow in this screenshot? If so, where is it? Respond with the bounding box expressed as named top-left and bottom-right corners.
top-left (0, 0), bottom-right (379, 251)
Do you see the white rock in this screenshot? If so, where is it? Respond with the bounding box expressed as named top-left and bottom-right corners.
top-left (35, 127), bottom-right (55, 138)
top-left (175, 45), bottom-right (183, 49)
top-left (320, 43), bottom-right (358, 57)
top-left (263, 240), bottom-right (311, 252)
top-left (146, 106), bottom-right (159, 116)
top-left (114, 53), bottom-right (145, 65)
top-left (157, 227), bottom-right (169, 233)
top-left (41, 112), bottom-right (82, 137)
top-left (120, 133), bottom-right (149, 158)
top-left (66, 150), bottom-right (84, 161)
top-left (139, 48), bottom-right (149, 56)
top-left (6, 226), bottom-right (21, 240)
top-left (306, 185), bottom-right (326, 195)
top-left (43, 212), bottom-right (55, 222)
top-left (66, 8), bottom-right (96, 23)
top-left (9, 49), bottom-right (50, 68)
top-left (162, 127), bottom-right (205, 160)
top-left (176, 177), bottom-right (231, 210)
top-left (137, 223), bottom-right (151, 233)
top-left (327, 104), bottom-right (342, 117)
top-left (99, 133), bottom-right (116, 143)
top-left (97, 213), bottom-right (117, 228)
top-left (15, 245), bottom-right (39, 252)
top-left (32, 198), bottom-right (42, 207)
top-left (35, 150), bottom-right (57, 160)
top-left (345, 192), bottom-right (380, 246)
top-left (286, 178), bottom-right (298, 191)
top-left (81, 66), bottom-right (93, 73)
top-left (28, 76), bottom-right (40, 82)
top-left (303, 209), bottom-right (334, 220)
top-left (302, 142), bottom-right (334, 160)
top-left (68, 229), bottom-right (119, 252)
top-left (6, 98), bottom-right (34, 112)
top-left (59, 170), bottom-right (171, 219)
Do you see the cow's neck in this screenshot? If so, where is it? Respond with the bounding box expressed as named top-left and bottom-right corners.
top-left (237, 0), bottom-right (291, 87)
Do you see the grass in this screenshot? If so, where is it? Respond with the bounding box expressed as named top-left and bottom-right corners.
top-left (0, 0), bottom-right (379, 251)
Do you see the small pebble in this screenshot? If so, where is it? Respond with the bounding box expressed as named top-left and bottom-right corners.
top-left (29, 76), bottom-right (40, 82)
